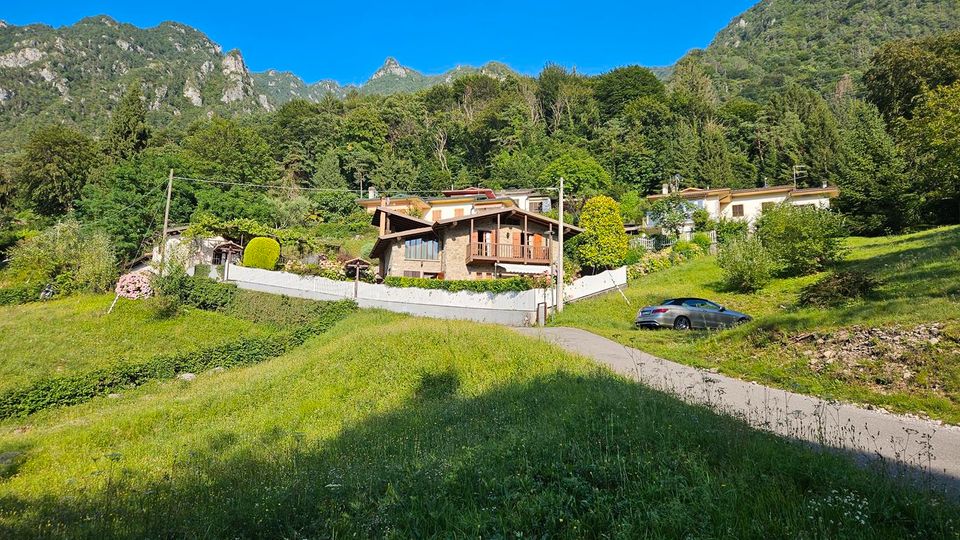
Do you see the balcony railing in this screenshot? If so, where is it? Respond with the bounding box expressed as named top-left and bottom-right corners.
top-left (467, 242), bottom-right (550, 263)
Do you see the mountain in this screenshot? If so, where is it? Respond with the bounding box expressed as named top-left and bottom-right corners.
top-left (692, 0), bottom-right (960, 100)
top-left (251, 57), bottom-right (519, 105)
top-left (0, 16), bottom-right (274, 151)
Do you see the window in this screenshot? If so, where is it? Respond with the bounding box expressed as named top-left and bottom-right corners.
top-left (404, 238), bottom-right (440, 260)
top-left (761, 202), bottom-right (774, 213)
top-left (529, 201), bottom-right (543, 213)
top-left (402, 270), bottom-right (421, 278)
top-left (431, 210), bottom-right (442, 221)
top-left (732, 204), bottom-right (744, 218)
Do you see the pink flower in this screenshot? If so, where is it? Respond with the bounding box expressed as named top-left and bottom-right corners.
top-left (115, 272), bottom-right (154, 299)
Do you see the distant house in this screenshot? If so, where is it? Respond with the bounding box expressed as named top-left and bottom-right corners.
top-left (366, 192), bottom-right (580, 280)
top-left (645, 183), bottom-right (840, 235)
top-left (152, 225), bottom-right (243, 270)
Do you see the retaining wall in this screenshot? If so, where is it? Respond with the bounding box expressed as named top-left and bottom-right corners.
top-left (223, 265), bottom-right (627, 326)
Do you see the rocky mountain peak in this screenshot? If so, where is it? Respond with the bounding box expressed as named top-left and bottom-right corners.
top-left (370, 57), bottom-right (415, 80)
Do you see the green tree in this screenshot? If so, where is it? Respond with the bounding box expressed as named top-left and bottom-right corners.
top-left (104, 80), bottom-right (151, 160)
top-left (182, 117), bottom-right (277, 185)
top-left (698, 120), bottom-right (736, 187)
top-left (538, 149), bottom-right (611, 197)
top-left (79, 149), bottom-right (191, 261)
top-left (649, 194), bottom-right (694, 238)
top-left (835, 99), bottom-right (912, 234)
top-left (594, 66), bottom-right (665, 119)
top-left (13, 125), bottom-right (102, 216)
top-left (864, 32), bottom-right (960, 122)
top-left (575, 195), bottom-right (628, 270)
top-left (310, 149), bottom-right (347, 189)
top-left (903, 81), bottom-right (960, 223)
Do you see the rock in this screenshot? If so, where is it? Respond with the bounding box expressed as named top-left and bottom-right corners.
top-left (929, 337), bottom-right (940, 345)
top-left (107, 393), bottom-right (121, 399)
top-left (212, 367), bottom-right (225, 373)
top-left (177, 372), bottom-right (196, 382)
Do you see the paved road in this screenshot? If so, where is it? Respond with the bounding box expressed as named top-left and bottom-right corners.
top-left (515, 326), bottom-right (960, 495)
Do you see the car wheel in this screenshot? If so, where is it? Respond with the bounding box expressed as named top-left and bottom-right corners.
top-left (673, 316), bottom-right (691, 331)
top-left (736, 317), bottom-right (749, 326)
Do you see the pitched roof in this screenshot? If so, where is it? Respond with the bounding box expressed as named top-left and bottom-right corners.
top-left (370, 207), bottom-right (432, 231)
top-left (433, 207), bottom-right (583, 234)
top-left (647, 184), bottom-right (839, 202)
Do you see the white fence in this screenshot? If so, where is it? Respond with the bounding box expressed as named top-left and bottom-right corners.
top-left (222, 265), bottom-right (627, 327)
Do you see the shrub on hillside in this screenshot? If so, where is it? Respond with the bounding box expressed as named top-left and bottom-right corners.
top-left (755, 204), bottom-right (846, 276)
top-left (717, 237), bottom-right (779, 292)
top-left (672, 240), bottom-right (703, 259)
top-left (625, 246), bottom-right (699, 280)
top-left (575, 196), bottom-right (629, 270)
top-left (798, 271), bottom-right (879, 307)
top-left (715, 218), bottom-right (748, 245)
top-left (243, 237), bottom-right (281, 270)
top-left (623, 245), bottom-right (647, 265)
top-left (7, 219), bottom-right (117, 294)
top-left (692, 232), bottom-right (713, 253)
top-left (0, 282), bottom-right (44, 306)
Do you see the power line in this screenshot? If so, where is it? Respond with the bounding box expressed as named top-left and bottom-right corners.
top-left (171, 175), bottom-right (561, 195)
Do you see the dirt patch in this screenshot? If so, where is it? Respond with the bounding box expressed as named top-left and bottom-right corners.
top-left (792, 323), bottom-right (959, 394)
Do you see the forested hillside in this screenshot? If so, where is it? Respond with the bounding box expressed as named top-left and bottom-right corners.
top-left (694, 0), bottom-right (960, 100)
top-left (1, 1), bottom-right (959, 269)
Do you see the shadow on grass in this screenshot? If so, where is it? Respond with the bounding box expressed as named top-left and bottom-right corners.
top-left (1, 371), bottom-right (957, 538)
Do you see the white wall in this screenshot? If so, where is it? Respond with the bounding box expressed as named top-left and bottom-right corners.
top-left (223, 265), bottom-right (627, 326)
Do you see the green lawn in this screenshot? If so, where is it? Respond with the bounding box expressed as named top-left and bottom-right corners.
top-left (554, 225), bottom-right (960, 423)
top-left (0, 310), bottom-right (956, 537)
top-left (0, 294), bottom-right (265, 394)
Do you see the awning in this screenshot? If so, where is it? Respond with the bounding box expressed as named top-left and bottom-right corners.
top-left (496, 263), bottom-right (551, 275)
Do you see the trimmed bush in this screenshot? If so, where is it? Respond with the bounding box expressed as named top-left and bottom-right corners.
top-left (798, 271), bottom-right (879, 307)
top-left (717, 237), bottom-right (779, 292)
top-left (243, 237), bottom-right (281, 270)
top-left (754, 204), bottom-right (846, 276)
top-left (384, 276), bottom-right (547, 293)
top-left (575, 196), bottom-right (628, 270)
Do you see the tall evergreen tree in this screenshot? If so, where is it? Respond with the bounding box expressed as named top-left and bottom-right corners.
top-left (104, 81), bottom-right (151, 160)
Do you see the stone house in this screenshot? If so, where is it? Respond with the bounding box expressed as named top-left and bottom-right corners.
top-left (369, 207), bottom-right (581, 280)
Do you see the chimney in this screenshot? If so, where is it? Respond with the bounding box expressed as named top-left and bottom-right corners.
top-left (821, 181), bottom-right (828, 189)
top-left (368, 186), bottom-right (378, 200)
top-left (662, 183), bottom-right (670, 195)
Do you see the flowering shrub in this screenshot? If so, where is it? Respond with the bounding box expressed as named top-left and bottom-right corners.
top-left (284, 259), bottom-right (375, 283)
top-left (115, 272), bottom-right (153, 299)
top-left (626, 246), bottom-right (698, 281)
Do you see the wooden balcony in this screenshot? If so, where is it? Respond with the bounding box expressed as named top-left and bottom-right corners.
top-left (467, 242), bottom-right (551, 264)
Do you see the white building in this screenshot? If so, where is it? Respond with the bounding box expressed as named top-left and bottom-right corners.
top-left (646, 183), bottom-right (840, 234)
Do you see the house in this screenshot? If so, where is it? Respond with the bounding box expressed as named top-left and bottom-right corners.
top-left (152, 225), bottom-right (244, 269)
top-left (646, 183), bottom-right (839, 234)
top-left (368, 205), bottom-right (581, 280)
top-left (357, 186), bottom-right (554, 221)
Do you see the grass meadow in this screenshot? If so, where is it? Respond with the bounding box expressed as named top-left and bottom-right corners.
top-left (553, 225), bottom-right (960, 423)
top-left (0, 294), bottom-right (265, 394)
top-left (0, 310), bottom-right (957, 537)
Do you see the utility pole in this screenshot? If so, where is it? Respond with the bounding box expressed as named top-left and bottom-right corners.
top-left (159, 169), bottom-right (174, 272)
top-left (556, 176), bottom-right (565, 314)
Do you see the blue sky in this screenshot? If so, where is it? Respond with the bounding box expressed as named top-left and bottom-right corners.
top-left (4, 1), bottom-right (758, 85)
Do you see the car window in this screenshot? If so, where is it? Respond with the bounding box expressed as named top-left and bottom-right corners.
top-left (681, 299), bottom-right (704, 308)
top-left (700, 301), bottom-right (722, 311)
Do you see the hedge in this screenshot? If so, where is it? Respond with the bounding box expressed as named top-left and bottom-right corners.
top-left (0, 299), bottom-right (357, 419)
top-left (0, 282), bottom-right (45, 306)
top-left (383, 276), bottom-right (547, 293)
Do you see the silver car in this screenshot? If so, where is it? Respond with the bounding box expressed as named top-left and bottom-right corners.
top-left (635, 298), bottom-right (751, 330)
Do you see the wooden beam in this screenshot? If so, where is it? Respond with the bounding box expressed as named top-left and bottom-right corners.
top-left (523, 215), bottom-right (529, 262)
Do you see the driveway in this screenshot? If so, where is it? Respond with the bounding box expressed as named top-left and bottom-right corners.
top-left (515, 326), bottom-right (960, 495)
